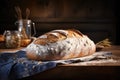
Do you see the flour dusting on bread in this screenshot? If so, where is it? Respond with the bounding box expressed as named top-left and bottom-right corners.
top-left (26, 29), bottom-right (96, 61)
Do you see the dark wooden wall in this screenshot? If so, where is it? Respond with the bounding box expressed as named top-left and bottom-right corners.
top-left (0, 0), bottom-right (119, 44)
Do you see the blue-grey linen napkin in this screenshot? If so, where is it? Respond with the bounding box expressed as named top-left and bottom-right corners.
top-left (0, 51), bottom-right (56, 80)
top-left (0, 50), bottom-right (112, 80)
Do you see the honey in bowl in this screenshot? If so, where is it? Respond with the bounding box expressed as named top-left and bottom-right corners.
top-left (20, 39), bottom-right (31, 47)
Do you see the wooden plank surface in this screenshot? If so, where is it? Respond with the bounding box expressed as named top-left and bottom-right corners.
top-left (0, 45), bottom-right (120, 80)
top-left (21, 45), bottom-right (120, 80)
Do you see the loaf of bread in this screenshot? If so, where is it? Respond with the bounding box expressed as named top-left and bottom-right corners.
top-left (0, 35), bottom-right (4, 42)
top-left (26, 29), bottom-right (96, 61)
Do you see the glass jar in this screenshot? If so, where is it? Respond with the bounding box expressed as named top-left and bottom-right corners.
top-left (4, 30), bottom-right (21, 48)
top-left (15, 19), bottom-right (36, 39)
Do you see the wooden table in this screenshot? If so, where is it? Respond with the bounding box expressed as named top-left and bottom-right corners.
top-left (0, 45), bottom-right (120, 80)
top-left (20, 46), bottom-right (120, 80)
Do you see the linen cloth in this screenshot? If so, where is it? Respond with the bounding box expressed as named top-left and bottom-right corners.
top-left (0, 51), bottom-right (56, 80)
top-left (0, 50), bottom-right (112, 80)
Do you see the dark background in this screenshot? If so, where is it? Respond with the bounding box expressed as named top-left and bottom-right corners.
top-left (0, 0), bottom-right (119, 44)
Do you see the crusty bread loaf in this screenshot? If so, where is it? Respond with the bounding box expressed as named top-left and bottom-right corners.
top-left (26, 29), bottom-right (96, 61)
top-left (0, 35), bottom-right (4, 42)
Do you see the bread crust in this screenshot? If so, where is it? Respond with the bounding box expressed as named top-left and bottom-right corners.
top-left (0, 35), bottom-right (4, 42)
top-left (26, 29), bottom-right (96, 61)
